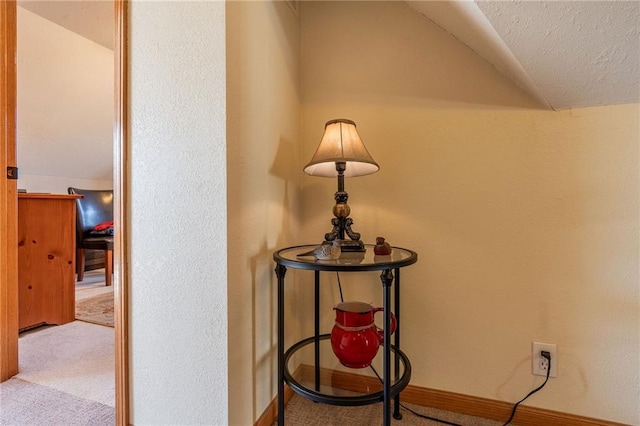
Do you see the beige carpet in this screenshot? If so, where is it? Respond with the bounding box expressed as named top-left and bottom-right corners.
top-left (0, 316), bottom-right (115, 425)
top-left (0, 378), bottom-right (115, 426)
top-left (15, 320), bottom-right (115, 408)
top-left (280, 394), bottom-right (504, 425)
top-left (0, 269), bottom-right (116, 425)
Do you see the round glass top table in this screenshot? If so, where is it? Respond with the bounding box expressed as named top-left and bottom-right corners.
top-left (274, 244), bottom-right (417, 271)
top-left (273, 244), bottom-right (418, 426)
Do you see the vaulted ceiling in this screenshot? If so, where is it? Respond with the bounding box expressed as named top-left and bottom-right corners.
top-left (18, 0), bottom-right (640, 111)
top-left (18, 0), bottom-right (114, 50)
top-left (406, 1), bottom-right (640, 110)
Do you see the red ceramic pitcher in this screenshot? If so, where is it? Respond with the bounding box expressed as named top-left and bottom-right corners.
top-left (330, 301), bottom-right (397, 369)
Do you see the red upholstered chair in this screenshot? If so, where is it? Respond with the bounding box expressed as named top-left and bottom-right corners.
top-left (68, 187), bottom-right (114, 286)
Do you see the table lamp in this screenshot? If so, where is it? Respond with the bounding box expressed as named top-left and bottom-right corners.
top-left (304, 119), bottom-right (379, 252)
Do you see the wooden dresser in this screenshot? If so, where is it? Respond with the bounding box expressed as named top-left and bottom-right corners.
top-left (18, 193), bottom-right (81, 331)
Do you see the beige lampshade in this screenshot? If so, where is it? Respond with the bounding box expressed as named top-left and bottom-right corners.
top-left (303, 119), bottom-right (379, 178)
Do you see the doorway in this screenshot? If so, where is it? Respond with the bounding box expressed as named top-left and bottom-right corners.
top-left (0, 1), bottom-right (128, 424)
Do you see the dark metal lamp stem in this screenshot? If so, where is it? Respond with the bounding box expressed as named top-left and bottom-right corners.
top-left (323, 162), bottom-right (365, 252)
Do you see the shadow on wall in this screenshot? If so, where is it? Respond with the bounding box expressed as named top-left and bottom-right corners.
top-left (250, 134), bottom-right (304, 421)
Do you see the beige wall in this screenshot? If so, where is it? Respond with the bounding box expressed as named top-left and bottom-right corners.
top-left (129, 2), bottom-right (228, 424)
top-left (300, 1), bottom-right (638, 424)
top-left (226, 1), bottom-right (303, 424)
top-left (127, 1), bottom-right (638, 424)
top-left (17, 7), bottom-right (113, 193)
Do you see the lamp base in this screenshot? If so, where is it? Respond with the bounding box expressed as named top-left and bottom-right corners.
top-left (326, 239), bottom-right (365, 253)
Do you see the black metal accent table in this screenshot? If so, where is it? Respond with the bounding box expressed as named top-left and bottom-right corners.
top-left (273, 244), bottom-right (418, 426)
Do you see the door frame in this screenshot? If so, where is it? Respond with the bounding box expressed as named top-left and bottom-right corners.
top-left (0, 1), bottom-right (130, 424)
top-left (113, 1), bottom-right (129, 424)
top-left (0, 0), bottom-right (19, 383)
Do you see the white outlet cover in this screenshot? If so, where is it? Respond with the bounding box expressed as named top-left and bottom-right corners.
top-left (532, 342), bottom-right (557, 378)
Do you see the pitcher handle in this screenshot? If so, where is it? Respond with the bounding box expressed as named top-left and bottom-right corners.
top-left (373, 307), bottom-right (397, 344)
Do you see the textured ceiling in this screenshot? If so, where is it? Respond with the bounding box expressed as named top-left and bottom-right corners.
top-left (407, 0), bottom-right (640, 110)
top-left (477, 0), bottom-right (640, 110)
top-left (18, 1), bottom-right (640, 110)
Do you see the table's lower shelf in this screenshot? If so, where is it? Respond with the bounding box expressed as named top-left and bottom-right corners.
top-left (284, 334), bottom-right (411, 406)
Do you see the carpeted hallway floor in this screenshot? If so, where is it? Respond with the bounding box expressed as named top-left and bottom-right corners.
top-left (0, 377), bottom-right (115, 426)
top-left (278, 393), bottom-right (503, 426)
top-left (0, 270), bottom-right (115, 426)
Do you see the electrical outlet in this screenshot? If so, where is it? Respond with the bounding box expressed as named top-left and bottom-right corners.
top-left (532, 342), bottom-right (557, 377)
